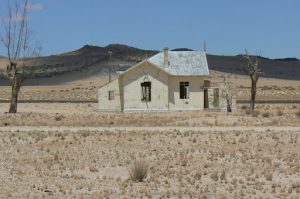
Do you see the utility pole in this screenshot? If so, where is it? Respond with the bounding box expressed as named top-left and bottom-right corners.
top-left (108, 51), bottom-right (112, 82)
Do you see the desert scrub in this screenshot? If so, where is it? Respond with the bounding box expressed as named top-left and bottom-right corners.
top-left (262, 112), bottom-right (270, 118)
top-left (296, 110), bottom-right (300, 118)
top-left (129, 160), bottom-right (149, 182)
top-left (252, 110), bottom-right (260, 117)
top-left (276, 110), bottom-right (283, 116)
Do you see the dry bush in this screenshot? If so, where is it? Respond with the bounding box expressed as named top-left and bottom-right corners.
top-left (129, 160), bottom-right (149, 182)
top-left (241, 105), bottom-right (248, 110)
top-left (245, 109), bottom-right (252, 115)
top-left (89, 166), bottom-right (99, 173)
top-left (55, 114), bottom-right (64, 121)
top-left (262, 112), bottom-right (270, 118)
top-left (276, 110), bottom-right (283, 116)
top-left (210, 171), bottom-right (219, 182)
top-left (296, 110), bottom-right (300, 118)
top-left (264, 172), bottom-right (273, 181)
top-left (252, 111), bottom-right (260, 117)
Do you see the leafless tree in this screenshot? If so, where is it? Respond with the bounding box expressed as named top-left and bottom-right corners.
top-left (0, 0), bottom-right (41, 113)
top-left (221, 76), bottom-right (234, 112)
top-left (243, 49), bottom-right (263, 113)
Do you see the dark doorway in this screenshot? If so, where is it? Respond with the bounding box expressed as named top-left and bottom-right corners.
top-left (141, 81), bottom-right (151, 102)
top-left (204, 89), bottom-right (209, 108)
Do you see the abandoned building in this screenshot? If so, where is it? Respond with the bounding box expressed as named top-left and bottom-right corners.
top-left (98, 48), bottom-right (236, 112)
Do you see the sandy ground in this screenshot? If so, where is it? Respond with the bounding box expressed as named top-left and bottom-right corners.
top-left (1, 72), bottom-right (300, 101)
top-left (0, 128), bottom-right (299, 198)
top-left (1, 126), bottom-right (300, 133)
top-left (0, 103), bottom-right (299, 127)
top-left (0, 83), bottom-right (299, 198)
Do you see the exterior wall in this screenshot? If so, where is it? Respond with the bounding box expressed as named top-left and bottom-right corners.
top-left (97, 62), bottom-right (209, 112)
top-left (168, 76), bottom-right (205, 110)
top-left (98, 79), bottom-right (121, 111)
top-left (122, 62), bottom-right (169, 111)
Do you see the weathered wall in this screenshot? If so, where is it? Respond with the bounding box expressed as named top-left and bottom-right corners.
top-left (98, 79), bottom-right (121, 111)
top-left (122, 62), bottom-right (169, 111)
top-left (98, 62), bottom-right (207, 112)
top-left (169, 76), bottom-right (205, 110)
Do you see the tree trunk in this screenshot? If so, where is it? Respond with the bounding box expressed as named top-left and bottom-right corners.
top-left (250, 79), bottom-right (257, 112)
top-left (9, 79), bottom-right (21, 113)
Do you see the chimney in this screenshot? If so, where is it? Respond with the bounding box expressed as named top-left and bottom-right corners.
top-left (163, 47), bottom-right (169, 66)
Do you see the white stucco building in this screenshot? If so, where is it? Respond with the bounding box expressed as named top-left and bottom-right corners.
top-left (98, 48), bottom-right (235, 112)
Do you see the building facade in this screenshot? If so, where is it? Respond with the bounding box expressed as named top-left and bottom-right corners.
top-left (98, 49), bottom-right (235, 112)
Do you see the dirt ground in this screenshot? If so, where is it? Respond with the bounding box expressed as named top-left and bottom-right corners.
top-left (0, 128), bottom-right (299, 198)
top-left (1, 73), bottom-right (300, 101)
top-left (0, 103), bottom-right (299, 127)
top-left (0, 80), bottom-right (299, 198)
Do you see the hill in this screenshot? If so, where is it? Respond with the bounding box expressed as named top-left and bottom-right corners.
top-left (0, 44), bottom-right (299, 86)
top-left (207, 54), bottom-right (300, 80)
top-left (0, 44), bottom-right (158, 85)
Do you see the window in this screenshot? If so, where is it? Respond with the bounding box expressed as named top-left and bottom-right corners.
top-left (108, 91), bottom-right (114, 100)
top-left (141, 81), bottom-right (151, 102)
top-left (180, 82), bottom-right (189, 99)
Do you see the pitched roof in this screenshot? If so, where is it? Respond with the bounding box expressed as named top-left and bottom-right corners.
top-left (148, 51), bottom-right (209, 76)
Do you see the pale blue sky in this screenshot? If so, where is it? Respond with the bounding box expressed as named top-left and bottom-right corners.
top-left (1, 0), bottom-right (300, 58)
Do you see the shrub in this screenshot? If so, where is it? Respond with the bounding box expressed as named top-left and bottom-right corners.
top-left (265, 173), bottom-right (273, 181)
top-left (89, 166), bottom-right (99, 173)
top-left (252, 111), bottom-right (260, 117)
top-left (296, 110), bottom-right (300, 118)
top-left (55, 115), bottom-right (64, 121)
top-left (194, 172), bottom-right (202, 180)
top-left (210, 171), bottom-right (219, 182)
top-left (245, 109), bottom-right (252, 115)
top-left (262, 112), bottom-right (270, 118)
top-left (276, 110), bottom-right (283, 116)
top-left (241, 105), bottom-right (248, 110)
top-left (245, 108), bottom-right (259, 117)
top-left (129, 160), bottom-right (149, 182)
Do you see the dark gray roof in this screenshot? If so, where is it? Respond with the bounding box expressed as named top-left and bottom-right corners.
top-left (148, 51), bottom-right (209, 76)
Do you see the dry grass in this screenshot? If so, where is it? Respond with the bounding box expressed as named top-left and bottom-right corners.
top-left (0, 129), bottom-right (299, 198)
top-left (129, 160), bottom-right (149, 182)
top-left (0, 73), bottom-right (299, 102)
top-left (296, 110), bottom-right (300, 118)
top-left (0, 103), bottom-right (299, 127)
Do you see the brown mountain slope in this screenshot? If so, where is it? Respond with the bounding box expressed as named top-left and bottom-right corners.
top-left (0, 44), bottom-right (299, 86)
top-left (0, 44), bottom-right (158, 85)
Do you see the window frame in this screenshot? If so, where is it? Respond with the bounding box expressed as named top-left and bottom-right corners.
top-left (141, 81), bottom-right (151, 102)
top-left (108, 90), bottom-right (115, 101)
top-left (179, 82), bottom-right (189, 99)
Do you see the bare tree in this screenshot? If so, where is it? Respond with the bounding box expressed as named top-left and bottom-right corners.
top-left (221, 76), bottom-right (234, 112)
top-left (243, 50), bottom-right (263, 113)
top-left (0, 0), bottom-right (41, 113)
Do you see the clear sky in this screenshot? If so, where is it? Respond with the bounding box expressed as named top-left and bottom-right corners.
top-left (0, 0), bottom-right (300, 58)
